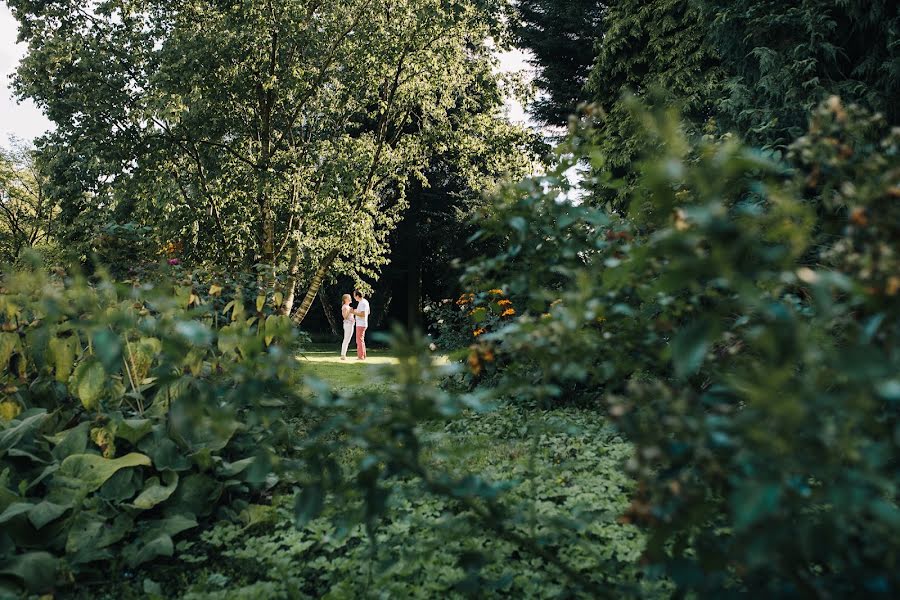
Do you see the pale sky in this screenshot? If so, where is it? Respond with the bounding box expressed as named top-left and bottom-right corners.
top-left (0, 4), bottom-right (53, 144)
top-left (0, 5), bottom-right (536, 147)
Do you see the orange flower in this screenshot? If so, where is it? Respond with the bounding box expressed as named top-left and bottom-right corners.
top-left (501, 308), bottom-right (516, 317)
top-left (497, 299), bottom-right (513, 307)
top-left (456, 293), bottom-right (473, 306)
top-left (887, 276), bottom-right (900, 296)
top-left (473, 328), bottom-right (486, 337)
top-left (468, 350), bottom-right (482, 375)
top-left (488, 289), bottom-right (504, 296)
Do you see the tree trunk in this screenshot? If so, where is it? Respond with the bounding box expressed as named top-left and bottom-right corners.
top-left (406, 199), bottom-right (423, 331)
top-left (277, 238), bottom-right (301, 315)
top-left (318, 287), bottom-right (339, 336)
top-left (290, 248), bottom-right (339, 325)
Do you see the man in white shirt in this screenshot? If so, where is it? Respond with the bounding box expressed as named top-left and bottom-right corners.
top-left (352, 289), bottom-right (370, 360)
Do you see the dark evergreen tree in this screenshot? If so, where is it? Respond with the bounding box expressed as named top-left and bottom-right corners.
top-left (512, 0), bottom-right (606, 128)
top-left (707, 0), bottom-right (900, 149)
top-left (584, 0), bottom-right (722, 210)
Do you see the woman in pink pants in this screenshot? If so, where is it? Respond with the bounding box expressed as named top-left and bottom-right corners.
top-left (351, 289), bottom-right (370, 360)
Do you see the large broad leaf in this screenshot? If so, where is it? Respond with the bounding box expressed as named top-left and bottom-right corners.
top-left (294, 483), bottom-right (324, 527)
top-left (139, 431), bottom-right (191, 472)
top-left (98, 467), bottom-right (143, 502)
top-left (92, 329), bottom-right (123, 374)
top-left (66, 511), bottom-right (134, 562)
top-left (70, 358), bottom-right (106, 410)
top-left (0, 332), bottom-right (20, 371)
top-left (0, 502), bottom-right (34, 525)
top-left (0, 551), bottom-right (58, 593)
top-left (48, 335), bottom-right (80, 383)
top-left (115, 418), bottom-right (153, 445)
top-left (131, 471), bottom-right (178, 510)
top-left (0, 412), bottom-right (49, 457)
top-left (123, 515), bottom-right (198, 568)
top-left (27, 500), bottom-right (71, 530)
top-left (166, 473), bottom-right (222, 517)
top-left (48, 422), bottom-right (90, 462)
top-left (129, 337), bottom-right (161, 382)
top-left (53, 452), bottom-right (151, 495)
top-left (732, 483), bottom-right (782, 531)
top-left (264, 314), bottom-right (291, 346)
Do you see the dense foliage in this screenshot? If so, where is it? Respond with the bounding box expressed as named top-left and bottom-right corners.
top-left (519, 0), bottom-right (899, 197)
top-left (586, 0), bottom-right (722, 178)
top-left (707, 0), bottom-right (900, 148)
top-left (0, 265), bottom-right (299, 595)
top-left (3, 0), bottom-right (900, 598)
top-left (8, 0), bottom-right (528, 323)
top-left (456, 99), bottom-right (900, 595)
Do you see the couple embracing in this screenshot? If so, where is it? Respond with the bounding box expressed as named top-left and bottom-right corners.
top-left (339, 290), bottom-right (370, 361)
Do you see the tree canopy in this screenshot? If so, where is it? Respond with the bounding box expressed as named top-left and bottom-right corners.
top-left (9, 0), bottom-right (525, 322)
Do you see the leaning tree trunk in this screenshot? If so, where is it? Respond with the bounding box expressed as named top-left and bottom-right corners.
top-left (318, 288), bottom-right (340, 336)
top-left (278, 240), bottom-right (301, 316)
top-left (289, 248), bottom-right (340, 325)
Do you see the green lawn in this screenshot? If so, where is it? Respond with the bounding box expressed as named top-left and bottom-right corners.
top-left (296, 344), bottom-right (450, 392)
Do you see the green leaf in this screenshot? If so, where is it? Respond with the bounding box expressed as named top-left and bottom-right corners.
top-left (92, 329), bottom-right (122, 373)
top-left (48, 335), bottom-right (79, 382)
top-left (166, 473), bottom-right (222, 517)
top-left (70, 358), bottom-right (106, 410)
top-left (131, 471), bottom-right (178, 510)
top-left (98, 467), bottom-right (143, 502)
top-left (671, 320), bottom-right (712, 379)
top-left (54, 452), bottom-right (152, 494)
top-left (0, 412), bottom-right (50, 457)
top-left (0, 551), bottom-right (58, 593)
top-left (115, 419), bottom-right (153, 445)
top-left (0, 502), bottom-right (34, 525)
top-left (0, 332), bottom-right (20, 371)
top-left (27, 500), bottom-right (70, 530)
top-left (294, 484), bottom-right (324, 526)
top-left (49, 422), bottom-right (90, 461)
top-left (123, 515), bottom-right (198, 567)
top-left (732, 484), bottom-right (782, 531)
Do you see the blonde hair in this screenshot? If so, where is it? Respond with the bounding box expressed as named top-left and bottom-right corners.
top-left (342, 294), bottom-right (351, 303)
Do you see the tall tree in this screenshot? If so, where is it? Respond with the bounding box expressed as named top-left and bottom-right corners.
top-left (586, 0), bottom-right (722, 176)
top-left (511, 0), bottom-right (605, 128)
top-left (0, 140), bottom-right (55, 263)
top-left (9, 0), bottom-right (510, 323)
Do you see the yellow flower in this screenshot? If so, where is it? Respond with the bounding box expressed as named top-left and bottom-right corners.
top-left (488, 289), bottom-right (504, 296)
top-left (501, 308), bottom-right (516, 317)
top-left (473, 328), bottom-right (486, 337)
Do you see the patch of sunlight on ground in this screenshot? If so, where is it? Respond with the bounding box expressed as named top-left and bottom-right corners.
top-left (295, 344), bottom-right (450, 391)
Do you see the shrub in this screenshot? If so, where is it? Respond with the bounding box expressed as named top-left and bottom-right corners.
top-left (442, 98), bottom-right (900, 595)
top-left (0, 266), bottom-right (299, 595)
